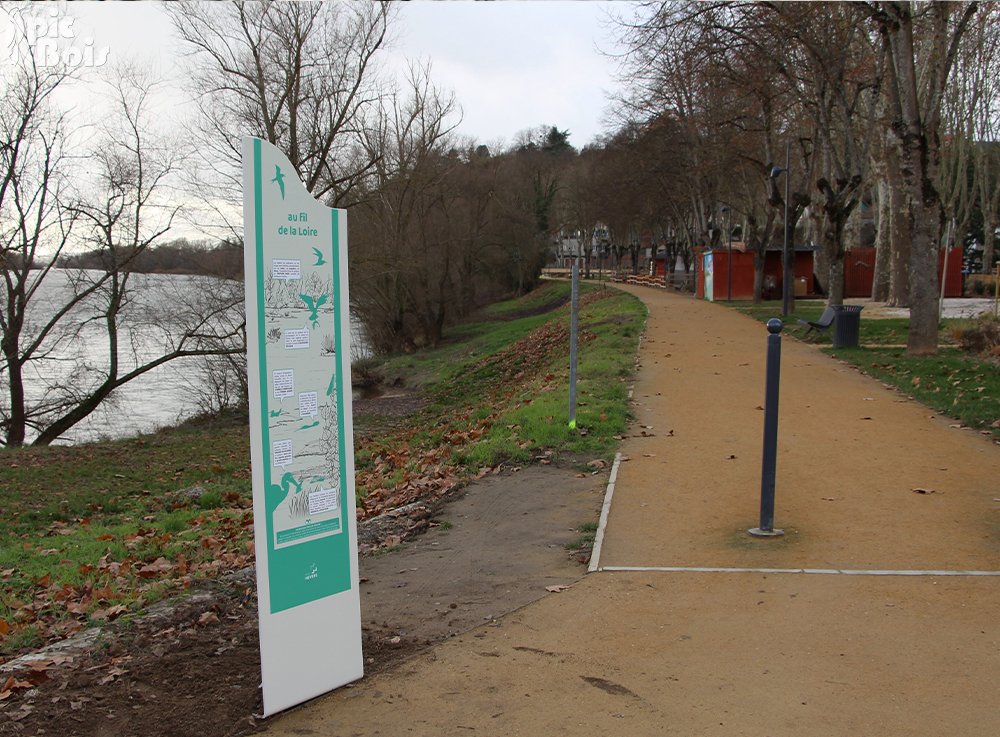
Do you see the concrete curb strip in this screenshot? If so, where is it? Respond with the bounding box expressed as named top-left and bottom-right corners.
top-left (588, 451), bottom-right (622, 573)
top-left (598, 565), bottom-right (1000, 577)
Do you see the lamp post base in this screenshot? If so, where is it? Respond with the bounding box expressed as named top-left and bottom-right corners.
top-left (747, 527), bottom-right (785, 538)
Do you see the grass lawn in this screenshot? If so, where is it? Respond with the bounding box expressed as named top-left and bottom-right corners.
top-left (0, 412), bottom-right (253, 655)
top-left (733, 300), bottom-right (1000, 439)
top-left (735, 299), bottom-right (920, 346)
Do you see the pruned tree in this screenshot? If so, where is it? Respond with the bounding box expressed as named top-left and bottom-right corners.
top-left (743, 2), bottom-right (882, 305)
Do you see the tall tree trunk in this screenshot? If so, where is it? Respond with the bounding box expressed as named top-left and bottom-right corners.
top-left (979, 156), bottom-right (999, 272)
top-left (984, 217), bottom-right (997, 274)
top-left (872, 177), bottom-right (892, 301)
top-left (811, 208), bottom-right (829, 296)
top-left (887, 152), bottom-right (911, 306)
top-left (828, 257), bottom-right (845, 305)
top-left (2, 354), bottom-right (26, 447)
top-left (906, 192), bottom-right (942, 355)
top-left (817, 177), bottom-right (862, 307)
top-left (875, 0), bottom-right (977, 354)
top-left (752, 257), bottom-right (765, 304)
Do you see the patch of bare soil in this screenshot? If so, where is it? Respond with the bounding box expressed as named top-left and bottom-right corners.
top-left (0, 466), bottom-right (607, 737)
top-left (351, 388), bottom-right (426, 419)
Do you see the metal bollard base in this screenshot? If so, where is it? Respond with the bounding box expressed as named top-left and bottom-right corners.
top-left (747, 527), bottom-right (785, 538)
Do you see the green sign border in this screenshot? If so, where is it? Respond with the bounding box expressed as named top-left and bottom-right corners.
top-left (252, 138), bottom-right (352, 614)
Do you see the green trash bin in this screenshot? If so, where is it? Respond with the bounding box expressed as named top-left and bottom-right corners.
top-left (832, 304), bottom-right (863, 348)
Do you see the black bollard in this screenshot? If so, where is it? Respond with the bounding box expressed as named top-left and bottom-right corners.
top-left (749, 318), bottom-right (785, 538)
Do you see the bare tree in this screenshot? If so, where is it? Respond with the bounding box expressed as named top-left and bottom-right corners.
top-left (0, 64), bottom-right (244, 446)
top-left (169, 0), bottom-right (393, 220)
top-left (777, 4), bottom-right (880, 304)
top-left (963, 5), bottom-right (1000, 274)
top-left (869, 1), bottom-right (978, 355)
top-left (0, 52), bottom-right (76, 446)
top-left (349, 64), bottom-right (463, 352)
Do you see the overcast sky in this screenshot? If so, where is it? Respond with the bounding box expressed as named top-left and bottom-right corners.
top-left (5, 1), bottom-right (628, 150)
top-left (384, 1), bottom-right (625, 148)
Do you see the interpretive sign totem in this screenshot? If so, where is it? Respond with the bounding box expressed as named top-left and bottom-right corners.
top-left (243, 137), bottom-right (362, 716)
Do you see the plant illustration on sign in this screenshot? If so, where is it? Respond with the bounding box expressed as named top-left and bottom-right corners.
top-left (288, 490), bottom-right (310, 519)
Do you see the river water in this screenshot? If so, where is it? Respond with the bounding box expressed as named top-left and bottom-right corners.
top-left (8, 270), bottom-right (367, 445)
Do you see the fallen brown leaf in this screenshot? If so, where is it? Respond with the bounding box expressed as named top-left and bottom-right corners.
top-left (137, 557), bottom-right (174, 578)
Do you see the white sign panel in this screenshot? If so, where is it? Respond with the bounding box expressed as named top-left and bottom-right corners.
top-left (243, 137), bottom-right (362, 717)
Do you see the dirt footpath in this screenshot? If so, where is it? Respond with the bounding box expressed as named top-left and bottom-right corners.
top-left (359, 467), bottom-right (605, 652)
top-left (266, 286), bottom-right (1000, 737)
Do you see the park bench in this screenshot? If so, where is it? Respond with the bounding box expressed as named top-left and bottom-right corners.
top-left (796, 305), bottom-right (837, 336)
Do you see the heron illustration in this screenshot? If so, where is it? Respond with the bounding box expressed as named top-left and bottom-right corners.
top-left (299, 292), bottom-right (328, 328)
top-left (271, 165), bottom-right (286, 199)
top-left (311, 247), bottom-right (327, 266)
top-left (267, 471), bottom-right (302, 518)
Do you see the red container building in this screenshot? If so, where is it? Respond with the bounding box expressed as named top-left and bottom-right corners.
top-left (696, 246), bottom-right (963, 301)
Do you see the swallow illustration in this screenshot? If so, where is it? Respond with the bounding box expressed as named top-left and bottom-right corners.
top-left (299, 292), bottom-right (328, 328)
top-left (311, 247), bottom-right (327, 266)
top-left (297, 420), bottom-right (321, 431)
top-left (271, 165), bottom-right (286, 199)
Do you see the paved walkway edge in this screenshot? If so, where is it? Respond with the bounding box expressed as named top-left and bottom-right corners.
top-left (600, 565), bottom-right (1000, 576)
top-left (587, 451), bottom-right (622, 573)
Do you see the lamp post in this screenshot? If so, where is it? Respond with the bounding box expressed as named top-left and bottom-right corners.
top-left (782, 143), bottom-right (792, 316)
top-left (770, 142), bottom-right (793, 317)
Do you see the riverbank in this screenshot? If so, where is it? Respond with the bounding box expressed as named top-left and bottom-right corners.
top-left (0, 281), bottom-right (645, 662)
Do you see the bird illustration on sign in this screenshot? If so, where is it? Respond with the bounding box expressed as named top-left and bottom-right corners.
top-left (268, 471), bottom-right (302, 518)
top-left (312, 247), bottom-right (327, 266)
top-left (299, 292), bottom-right (328, 329)
top-left (271, 165), bottom-right (286, 200)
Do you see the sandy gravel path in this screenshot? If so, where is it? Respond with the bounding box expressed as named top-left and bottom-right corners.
top-left (266, 286), bottom-right (1000, 737)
